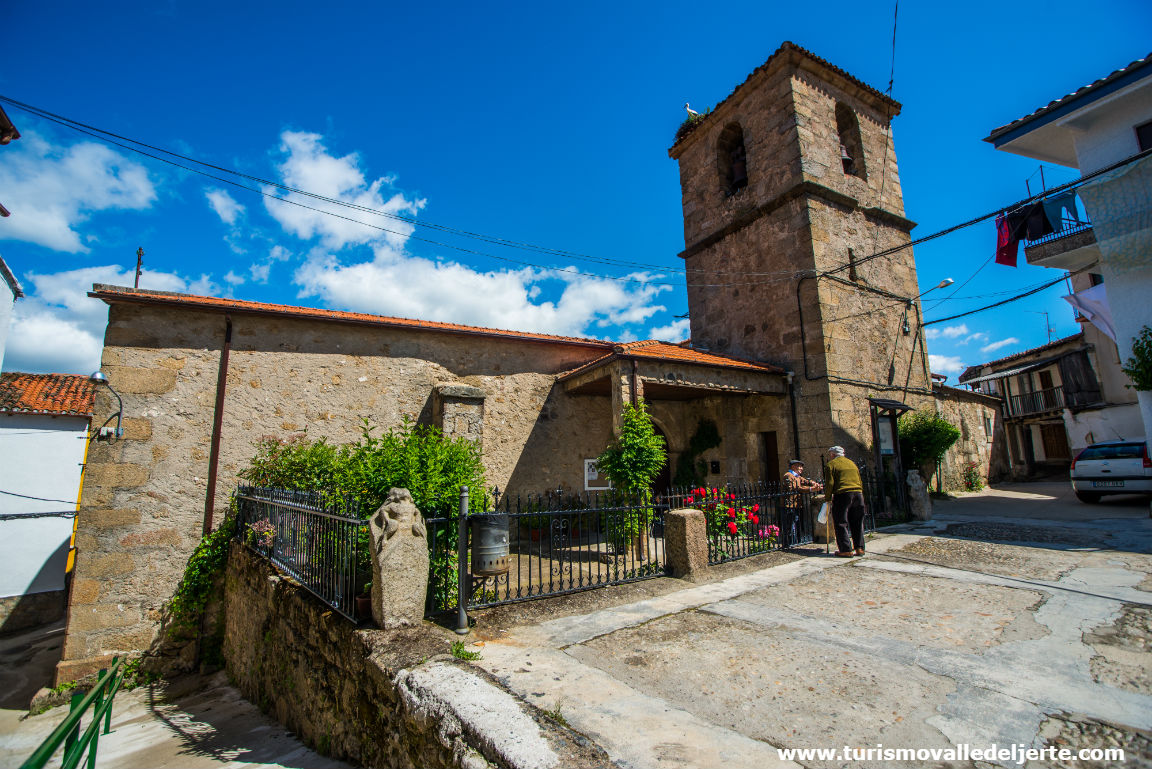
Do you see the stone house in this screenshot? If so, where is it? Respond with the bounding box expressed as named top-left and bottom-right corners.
top-left (959, 331), bottom-right (1138, 477)
top-left (58, 42), bottom-right (1004, 682)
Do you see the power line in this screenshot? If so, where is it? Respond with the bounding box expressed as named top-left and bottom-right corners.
top-left (0, 95), bottom-right (810, 284)
top-left (923, 267), bottom-right (1089, 326)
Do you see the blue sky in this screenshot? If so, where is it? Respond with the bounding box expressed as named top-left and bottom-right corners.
top-left (1, 1), bottom-right (1149, 377)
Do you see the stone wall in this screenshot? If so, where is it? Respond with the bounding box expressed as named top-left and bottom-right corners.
top-left (933, 387), bottom-right (1011, 489)
top-left (60, 301), bottom-right (616, 681)
top-left (223, 544), bottom-right (609, 769)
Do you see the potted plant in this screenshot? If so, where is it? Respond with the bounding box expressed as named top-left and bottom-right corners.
top-left (356, 581), bottom-right (372, 619)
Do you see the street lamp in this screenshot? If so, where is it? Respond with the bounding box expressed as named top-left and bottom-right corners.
top-left (89, 371), bottom-right (124, 438)
top-left (903, 279), bottom-right (954, 335)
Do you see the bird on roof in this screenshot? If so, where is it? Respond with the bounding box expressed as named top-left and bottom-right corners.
top-left (684, 102), bottom-right (699, 117)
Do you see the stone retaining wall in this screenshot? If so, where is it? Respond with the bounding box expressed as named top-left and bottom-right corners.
top-left (223, 543), bottom-right (610, 768)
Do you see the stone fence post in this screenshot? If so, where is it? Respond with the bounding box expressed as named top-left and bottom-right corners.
top-left (368, 488), bottom-right (429, 628)
top-left (664, 508), bottom-right (709, 580)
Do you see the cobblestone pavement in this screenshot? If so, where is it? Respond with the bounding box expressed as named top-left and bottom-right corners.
top-left (467, 483), bottom-right (1152, 769)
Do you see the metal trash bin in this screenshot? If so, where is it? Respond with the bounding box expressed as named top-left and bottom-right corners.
top-left (470, 513), bottom-right (510, 576)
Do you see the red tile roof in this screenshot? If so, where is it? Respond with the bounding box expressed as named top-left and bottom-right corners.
top-left (670, 41), bottom-right (901, 151)
top-left (90, 284), bottom-right (616, 350)
top-left (0, 373), bottom-right (95, 416)
top-left (560, 340), bottom-right (786, 381)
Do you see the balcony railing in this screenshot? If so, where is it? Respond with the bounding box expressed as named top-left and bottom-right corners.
top-left (1008, 386), bottom-right (1064, 417)
top-left (1024, 219), bottom-right (1093, 248)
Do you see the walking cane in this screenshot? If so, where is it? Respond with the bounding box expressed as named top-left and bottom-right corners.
top-left (824, 495), bottom-right (830, 555)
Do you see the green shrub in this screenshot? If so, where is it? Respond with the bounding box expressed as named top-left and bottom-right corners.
top-left (238, 417), bottom-right (487, 613)
top-left (898, 411), bottom-right (960, 477)
top-left (596, 401), bottom-right (666, 547)
top-left (1121, 325), bottom-right (1152, 391)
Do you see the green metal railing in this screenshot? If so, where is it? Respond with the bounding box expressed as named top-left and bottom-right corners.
top-left (20, 657), bottom-right (125, 769)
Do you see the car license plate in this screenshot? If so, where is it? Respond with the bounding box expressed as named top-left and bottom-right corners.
top-left (1093, 481), bottom-right (1124, 488)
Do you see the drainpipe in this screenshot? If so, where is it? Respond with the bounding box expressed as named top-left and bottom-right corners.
top-left (787, 372), bottom-right (802, 463)
top-left (630, 359), bottom-right (639, 406)
top-left (203, 315), bottom-right (233, 535)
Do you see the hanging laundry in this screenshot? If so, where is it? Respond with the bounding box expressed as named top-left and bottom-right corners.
top-left (995, 213), bottom-right (1019, 266)
top-left (1024, 202), bottom-right (1055, 240)
top-left (1042, 190), bottom-right (1079, 232)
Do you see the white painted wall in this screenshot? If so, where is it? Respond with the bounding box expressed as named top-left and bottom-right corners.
top-left (1100, 262), bottom-right (1152, 442)
top-left (1070, 81), bottom-right (1152, 173)
top-left (0, 413), bottom-right (89, 597)
top-left (1063, 403), bottom-right (1145, 453)
top-left (0, 275), bottom-right (14, 370)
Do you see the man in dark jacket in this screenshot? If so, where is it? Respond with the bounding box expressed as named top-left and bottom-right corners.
top-left (824, 445), bottom-right (866, 557)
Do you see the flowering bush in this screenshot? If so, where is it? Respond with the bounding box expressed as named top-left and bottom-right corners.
top-left (246, 518), bottom-right (275, 550)
top-left (961, 461), bottom-right (984, 492)
top-left (682, 486), bottom-right (778, 561)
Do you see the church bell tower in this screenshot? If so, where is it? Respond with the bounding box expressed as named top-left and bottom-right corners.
top-left (669, 42), bottom-right (931, 463)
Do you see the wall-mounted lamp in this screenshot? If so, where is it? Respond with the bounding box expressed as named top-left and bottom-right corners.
top-left (89, 371), bottom-right (124, 438)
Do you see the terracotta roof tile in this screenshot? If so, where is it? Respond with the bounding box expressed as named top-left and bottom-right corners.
top-left (89, 285), bottom-right (616, 349)
top-left (671, 41), bottom-right (900, 150)
top-left (0, 373), bottom-right (95, 416)
top-left (986, 52), bottom-right (1152, 141)
top-left (560, 341), bottom-right (786, 381)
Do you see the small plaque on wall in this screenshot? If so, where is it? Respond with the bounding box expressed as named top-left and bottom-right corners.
top-left (584, 459), bottom-right (612, 491)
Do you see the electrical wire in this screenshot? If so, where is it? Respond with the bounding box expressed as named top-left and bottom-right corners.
top-left (923, 266), bottom-right (1089, 326)
top-left (0, 488), bottom-right (79, 505)
top-left (0, 95), bottom-right (813, 284)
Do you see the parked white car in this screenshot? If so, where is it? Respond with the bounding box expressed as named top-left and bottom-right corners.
top-left (1070, 440), bottom-right (1152, 503)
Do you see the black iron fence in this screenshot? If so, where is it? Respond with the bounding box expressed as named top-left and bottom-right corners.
top-left (860, 467), bottom-right (911, 529)
top-left (427, 488), bottom-right (669, 614)
top-left (234, 486), bottom-right (368, 622)
top-left (669, 482), bottom-right (817, 565)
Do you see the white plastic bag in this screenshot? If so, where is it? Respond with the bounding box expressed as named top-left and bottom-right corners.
top-left (816, 502), bottom-right (828, 525)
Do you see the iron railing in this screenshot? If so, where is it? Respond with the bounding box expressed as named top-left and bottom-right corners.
top-left (1008, 386), bottom-right (1064, 417)
top-left (670, 482), bottom-right (816, 565)
top-left (861, 467), bottom-right (910, 529)
top-left (427, 488), bottom-right (669, 614)
top-left (20, 657), bottom-right (125, 769)
top-left (234, 486), bottom-right (367, 622)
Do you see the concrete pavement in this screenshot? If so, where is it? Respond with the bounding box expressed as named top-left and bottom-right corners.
top-left (466, 483), bottom-right (1152, 768)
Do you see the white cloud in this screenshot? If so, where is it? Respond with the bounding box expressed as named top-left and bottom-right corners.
top-left (264, 132), bottom-right (424, 250)
top-left (3, 265), bottom-right (203, 374)
top-left (294, 246), bottom-right (668, 339)
top-left (925, 323), bottom-right (969, 341)
top-left (223, 270), bottom-right (246, 286)
top-left (0, 133), bottom-right (156, 253)
top-left (648, 318), bottom-right (691, 342)
top-left (980, 337), bottom-right (1019, 354)
top-left (249, 245), bottom-right (291, 284)
top-left (957, 331), bottom-right (988, 346)
top-left (205, 188), bottom-right (245, 225)
top-left (928, 354), bottom-right (965, 375)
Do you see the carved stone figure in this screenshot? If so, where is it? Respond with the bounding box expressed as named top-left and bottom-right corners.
top-left (907, 470), bottom-right (933, 521)
top-left (369, 488), bottom-right (429, 628)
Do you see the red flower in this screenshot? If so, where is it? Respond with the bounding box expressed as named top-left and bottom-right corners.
top-left (712, 487), bottom-right (718, 495)
top-left (752, 503), bottom-right (760, 512)
top-left (726, 521), bottom-right (738, 535)
top-left (727, 509), bottom-right (736, 519)
top-left (751, 515), bottom-right (759, 525)
top-left (728, 493), bottom-right (736, 500)
top-left (684, 495), bottom-right (695, 504)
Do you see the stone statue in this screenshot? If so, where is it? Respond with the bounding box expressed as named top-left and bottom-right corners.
top-left (369, 488), bottom-right (429, 628)
top-left (907, 470), bottom-right (932, 521)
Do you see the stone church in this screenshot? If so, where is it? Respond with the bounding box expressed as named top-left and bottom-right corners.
top-left (58, 42), bottom-right (1004, 681)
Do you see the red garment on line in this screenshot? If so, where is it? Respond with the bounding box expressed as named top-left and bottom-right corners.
top-left (995, 213), bottom-right (1019, 267)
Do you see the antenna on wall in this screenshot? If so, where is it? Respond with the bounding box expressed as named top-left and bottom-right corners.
top-left (1026, 310), bottom-right (1054, 343)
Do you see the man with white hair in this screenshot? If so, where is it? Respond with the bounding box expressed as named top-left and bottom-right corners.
top-left (824, 445), bottom-right (866, 557)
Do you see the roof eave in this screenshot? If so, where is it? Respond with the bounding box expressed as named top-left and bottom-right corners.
top-left (985, 56), bottom-right (1152, 147)
top-left (89, 286), bottom-right (616, 351)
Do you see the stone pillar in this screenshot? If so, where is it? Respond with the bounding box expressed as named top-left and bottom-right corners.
top-left (433, 383), bottom-right (485, 446)
top-left (369, 488), bottom-right (429, 628)
top-left (665, 508), bottom-right (709, 580)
